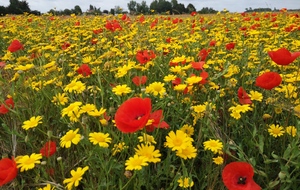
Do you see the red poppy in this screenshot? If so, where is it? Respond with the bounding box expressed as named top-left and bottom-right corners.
top-left (0, 98), bottom-right (14, 114)
top-left (145, 110), bottom-right (169, 132)
top-left (268, 48), bottom-right (300, 65)
top-left (114, 97), bottom-right (152, 133)
top-left (105, 20), bottom-right (122, 32)
top-left (209, 40), bottom-right (216, 47)
top-left (132, 76), bottom-right (147, 86)
top-left (200, 71), bottom-right (209, 84)
top-left (7, 39), bottom-right (24, 53)
top-left (191, 11), bottom-right (197, 16)
top-left (255, 71), bottom-right (282, 90)
top-left (136, 50), bottom-right (156, 64)
top-left (238, 87), bottom-right (252, 105)
top-left (61, 42), bottom-right (71, 50)
top-left (191, 61), bottom-right (205, 70)
top-left (77, 64), bottom-right (92, 77)
top-left (172, 77), bottom-right (182, 86)
top-left (222, 162), bottom-right (261, 190)
top-left (40, 141), bottom-right (57, 157)
top-left (198, 48), bottom-right (211, 61)
top-left (226, 42), bottom-right (235, 50)
top-left (93, 28), bottom-right (103, 34)
top-left (0, 157), bottom-right (18, 186)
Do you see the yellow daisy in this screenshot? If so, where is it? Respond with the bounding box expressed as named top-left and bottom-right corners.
top-left (16, 153), bottom-right (42, 172)
top-left (268, 124), bottom-right (285, 138)
top-left (22, 116), bottom-right (43, 130)
top-left (89, 132), bottom-right (112, 148)
top-left (203, 139), bottom-right (223, 154)
top-left (63, 166), bottom-right (89, 190)
top-left (125, 155), bottom-right (148, 171)
top-left (60, 128), bottom-right (81, 148)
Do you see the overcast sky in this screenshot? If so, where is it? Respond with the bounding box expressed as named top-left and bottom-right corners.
top-left (0, 0), bottom-right (299, 13)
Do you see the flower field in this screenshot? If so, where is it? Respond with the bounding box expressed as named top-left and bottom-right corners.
top-left (0, 10), bottom-right (300, 189)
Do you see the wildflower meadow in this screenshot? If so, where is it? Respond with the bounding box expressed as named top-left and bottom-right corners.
top-left (1, 9), bottom-right (300, 190)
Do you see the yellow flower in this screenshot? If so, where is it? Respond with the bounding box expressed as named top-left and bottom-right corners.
top-left (79, 104), bottom-right (97, 114)
top-left (87, 107), bottom-right (106, 117)
top-left (22, 116), bottom-right (43, 130)
top-left (212, 156), bottom-right (224, 165)
top-left (268, 124), bottom-right (285, 138)
top-left (61, 102), bottom-right (82, 117)
top-left (52, 93), bottom-right (68, 105)
top-left (286, 126), bottom-right (297, 137)
top-left (16, 153), bottom-right (42, 172)
top-left (63, 166), bottom-right (89, 190)
top-left (112, 84), bottom-right (132, 96)
top-left (249, 90), bottom-right (263, 102)
top-left (185, 76), bottom-right (202, 85)
top-left (165, 130), bottom-right (193, 151)
top-left (38, 184), bottom-right (55, 190)
top-left (163, 74), bottom-right (176, 82)
top-left (14, 64), bottom-right (35, 71)
top-left (262, 113), bottom-right (272, 120)
top-left (176, 145), bottom-right (197, 160)
top-left (177, 177), bottom-right (194, 188)
top-left (203, 139), bottom-right (223, 154)
top-left (138, 133), bottom-right (157, 145)
top-left (125, 155), bottom-right (148, 170)
top-left (135, 144), bottom-right (161, 163)
top-left (60, 128), bottom-right (81, 148)
top-left (145, 82), bottom-right (166, 97)
top-left (64, 79), bottom-right (86, 94)
top-left (179, 124), bottom-right (194, 137)
top-left (89, 132), bottom-right (112, 148)
top-left (174, 84), bottom-right (187, 91)
top-left (112, 142), bottom-right (128, 156)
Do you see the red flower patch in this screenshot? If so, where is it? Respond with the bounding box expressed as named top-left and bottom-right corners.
top-left (255, 72), bottom-right (282, 90)
top-left (132, 76), bottom-right (147, 86)
top-left (0, 98), bottom-right (14, 114)
top-left (77, 64), bottom-right (92, 77)
top-left (40, 141), bottom-right (57, 157)
top-left (145, 110), bottom-right (169, 132)
top-left (268, 48), bottom-right (300, 65)
top-left (7, 40), bottom-right (24, 53)
top-left (136, 50), bottom-right (156, 64)
top-left (237, 87), bottom-right (252, 105)
top-left (0, 157), bottom-right (18, 186)
top-left (222, 161), bottom-right (261, 190)
top-left (115, 97), bottom-right (152, 133)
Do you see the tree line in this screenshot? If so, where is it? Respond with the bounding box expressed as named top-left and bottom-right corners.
top-left (0, 0), bottom-right (220, 16)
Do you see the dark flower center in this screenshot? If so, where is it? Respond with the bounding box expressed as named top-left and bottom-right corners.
top-left (237, 177), bottom-right (247, 185)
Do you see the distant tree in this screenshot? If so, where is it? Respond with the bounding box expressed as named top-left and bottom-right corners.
top-left (115, 6), bottom-right (122, 14)
top-left (7, 0), bottom-right (31, 14)
top-left (103, 10), bottom-right (109, 14)
top-left (127, 0), bottom-right (137, 14)
top-left (150, 0), bottom-right (158, 12)
top-left (74, 5), bottom-right (82, 15)
top-left (30, 10), bottom-right (40, 15)
top-left (110, 8), bottom-right (115, 15)
top-left (151, 0), bottom-right (172, 14)
top-left (0, 6), bottom-right (7, 15)
top-left (136, 1), bottom-right (149, 14)
top-left (171, 0), bottom-right (178, 8)
top-left (63, 8), bottom-right (72, 15)
top-left (198, 7), bottom-right (217, 14)
top-left (176, 3), bottom-right (186, 14)
top-left (187, 3), bottom-right (196, 13)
